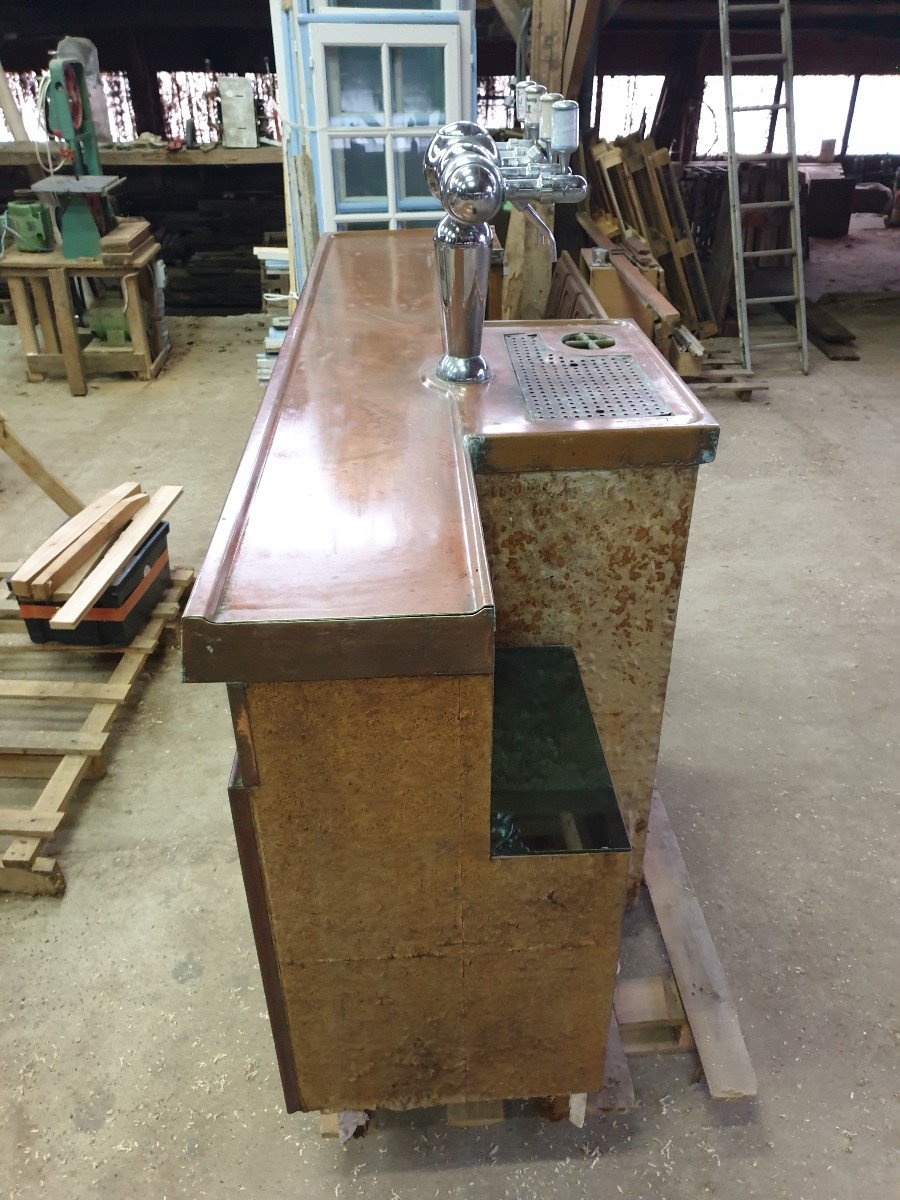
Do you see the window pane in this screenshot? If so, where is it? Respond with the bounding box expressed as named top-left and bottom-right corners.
top-left (325, 47), bottom-right (384, 127)
top-left (697, 76), bottom-right (779, 156)
top-left (397, 217), bottom-right (440, 228)
top-left (597, 75), bottom-right (665, 141)
top-left (390, 47), bottom-right (445, 127)
top-left (787, 75), bottom-right (855, 155)
top-left (336, 220), bottom-right (392, 231)
top-left (847, 75), bottom-right (900, 154)
top-left (394, 134), bottom-right (442, 211)
top-left (331, 136), bottom-right (388, 213)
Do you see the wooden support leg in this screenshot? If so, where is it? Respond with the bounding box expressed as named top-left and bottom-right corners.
top-left (47, 270), bottom-right (87, 396)
top-left (123, 271), bottom-right (153, 380)
top-left (7, 276), bottom-right (44, 381)
top-left (29, 276), bottom-right (60, 355)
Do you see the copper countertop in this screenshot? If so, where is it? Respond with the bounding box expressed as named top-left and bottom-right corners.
top-left (183, 230), bottom-right (717, 685)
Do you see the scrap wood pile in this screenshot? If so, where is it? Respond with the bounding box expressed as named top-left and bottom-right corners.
top-left (9, 482), bottom-right (182, 637)
top-left (0, 480), bottom-right (190, 896)
top-left (577, 132), bottom-right (766, 398)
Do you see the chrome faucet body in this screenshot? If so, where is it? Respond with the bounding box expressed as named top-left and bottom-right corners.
top-left (424, 97), bottom-right (587, 384)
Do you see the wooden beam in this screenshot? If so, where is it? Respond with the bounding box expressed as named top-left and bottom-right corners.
top-left (492, 0), bottom-right (525, 42)
top-left (529, 0), bottom-right (568, 92)
top-left (644, 791), bottom-right (758, 1101)
top-left (0, 413), bottom-right (84, 517)
top-left (562, 0), bottom-right (625, 99)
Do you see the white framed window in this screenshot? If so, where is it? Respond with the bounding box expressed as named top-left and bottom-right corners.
top-left (309, 22), bottom-right (463, 231)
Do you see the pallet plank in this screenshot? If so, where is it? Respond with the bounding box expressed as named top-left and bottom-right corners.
top-left (0, 680), bottom-right (131, 703)
top-left (0, 730), bottom-right (107, 756)
top-left (644, 790), bottom-right (758, 1100)
top-left (0, 808), bottom-right (66, 837)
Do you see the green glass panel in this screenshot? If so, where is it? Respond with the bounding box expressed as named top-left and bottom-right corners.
top-left (490, 646), bottom-right (630, 857)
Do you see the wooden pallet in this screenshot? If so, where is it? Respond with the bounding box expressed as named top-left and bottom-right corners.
top-left (592, 137), bottom-right (717, 340)
top-left (690, 341), bottom-right (768, 401)
top-left (0, 567), bottom-right (193, 896)
top-left (319, 791), bottom-right (757, 1139)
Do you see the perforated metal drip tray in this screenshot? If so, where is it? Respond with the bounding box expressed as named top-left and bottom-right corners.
top-left (505, 332), bottom-right (673, 422)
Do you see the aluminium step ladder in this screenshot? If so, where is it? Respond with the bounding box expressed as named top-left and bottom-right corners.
top-left (718, 0), bottom-right (809, 373)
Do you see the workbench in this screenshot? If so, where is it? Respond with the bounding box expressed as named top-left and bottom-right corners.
top-left (0, 219), bottom-right (168, 396)
top-left (183, 230), bottom-right (718, 1114)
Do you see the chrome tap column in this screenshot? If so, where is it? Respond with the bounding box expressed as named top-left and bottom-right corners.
top-left (424, 99), bottom-right (589, 385)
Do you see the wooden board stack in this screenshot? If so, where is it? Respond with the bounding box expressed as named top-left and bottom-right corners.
top-left (9, 482), bottom-right (183, 630)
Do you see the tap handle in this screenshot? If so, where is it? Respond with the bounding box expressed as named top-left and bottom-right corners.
top-left (513, 201), bottom-right (558, 262)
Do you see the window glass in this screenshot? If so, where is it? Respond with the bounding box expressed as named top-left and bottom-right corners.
top-left (331, 136), bottom-right (388, 213)
top-left (325, 47), bottom-right (383, 127)
top-left (697, 75), bottom-right (779, 156)
top-left (394, 134), bottom-right (441, 210)
top-left (783, 75), bottom-right (854, 155)
top-left (391, 47), bottom-right (445, 126)
top-left (597, 75), bottom-right (665, 141)
top-left (847, 75), bottom-right (900, 154)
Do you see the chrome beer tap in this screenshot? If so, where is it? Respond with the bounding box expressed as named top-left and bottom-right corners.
top-left (424, 96), bottom-right (588, 385)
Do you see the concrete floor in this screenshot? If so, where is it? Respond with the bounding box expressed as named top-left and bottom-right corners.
top-left (0, 296), bottom-right (896, 1199)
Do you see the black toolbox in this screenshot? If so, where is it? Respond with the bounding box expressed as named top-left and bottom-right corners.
top-left (13, 521), bottom-right (172, 648)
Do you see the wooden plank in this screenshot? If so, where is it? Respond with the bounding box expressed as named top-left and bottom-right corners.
top-left (52, 546), bottom-right (107, 602)
top-left (0, 413), bottom-right (83, 517)
top-left (47, 269), bottom-right (87, 396)
top-left (0, 730), bottom-right (108, 756)
top-left (10, 481), bottom-right (141, 597)
top-left (50, 485), bottom-right (183, 629)
top-left (446, 1100), bottom-right (506, 1127)
top-left (0, 808), bottom-right (67, 837)
top-left (32, 754), bottom-right (92, 815)
top-left (0, 856), bottom-right (64, 896)
top-left (30, 493), bottom-right (149, 601)
top-left (644, 790), bottom-right (758, 1100)
top-left (0, 679), bottom-right (130, 703)
top-left (809, 334), bottom-right (860, 361)
top-left (587, 1014), bottom-right (635, 1113)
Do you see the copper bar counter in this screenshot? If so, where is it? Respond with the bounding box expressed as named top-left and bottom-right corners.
top-left (183, 230), bottom-right (718, 1114)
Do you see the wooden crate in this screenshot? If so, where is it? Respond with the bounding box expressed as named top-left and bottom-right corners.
top-left (0, 567), bottom-right (194, 896)
top-left (319, 791), bottom-right (757, 1139)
